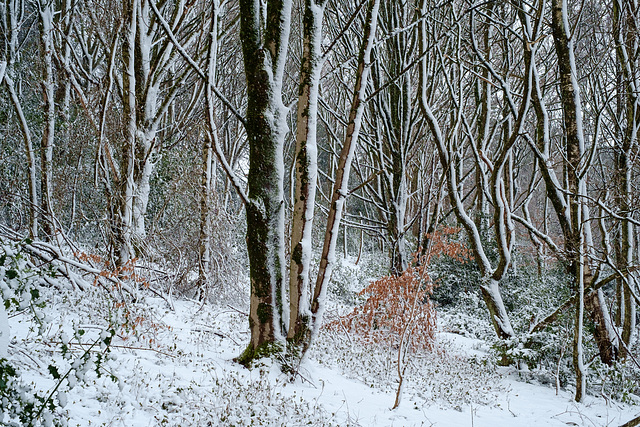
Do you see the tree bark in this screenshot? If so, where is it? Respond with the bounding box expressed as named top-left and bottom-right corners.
top-left (550, 0), bottom-right (588, 401)
top-left (39, 0), bottom-right (56, 239)
top-left (613, 0), bottom-right (638, 359)
top-left (311, 0), bottom-right (380, 337)
top-left (236, 0), bottom-right (292, 363)
top-left (287, 0), bottom-right (326, 346)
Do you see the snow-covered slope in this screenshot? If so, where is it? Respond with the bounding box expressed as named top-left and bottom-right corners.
top-left (6, 287), bottom-right (638, 426)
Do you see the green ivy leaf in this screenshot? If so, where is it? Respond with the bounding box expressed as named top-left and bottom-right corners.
top-left (48, 364), bottom-right (60, 380)
top-left (6, 269), bottom-right (18, 280)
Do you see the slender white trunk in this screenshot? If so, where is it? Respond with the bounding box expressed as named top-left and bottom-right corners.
top-left (5, 76), bottom-right (38, 239)
top-left (312, 0), bottom-right (380, 338)
top-left (118, 0), bottom-right (138, 266)
top-left (198, 2), bottom-right (220, 292)
top-left (574, 185), bottom-right (586, 402)
top-left (287, 0), bottom-right (324, 343)
top-left (40, 0), bottom-right (56, 238)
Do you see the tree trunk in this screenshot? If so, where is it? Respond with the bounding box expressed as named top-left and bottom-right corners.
top-left (287, 0), bottom-right (325, 347)
top-left (236, 0), bottom-right (292, 364)
top-left (39, 0), bottom-right (56, 239)
top-left (312, 0), bottom-right (380, 336)
top-left (116, 0), bottom-right (139, 267)
top-left (4, 76), bottom-right (38, 239)
top-left (613, 0), bottom-right (638, 359)
top-left (550, 0), bottom-right (587, 401)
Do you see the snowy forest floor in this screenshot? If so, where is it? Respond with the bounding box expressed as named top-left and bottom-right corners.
top-left (6, 277), bottom-right (640, 427)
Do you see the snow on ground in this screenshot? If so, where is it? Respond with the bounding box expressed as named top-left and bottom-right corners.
top-left (6, 287), bottom-right (640, 426)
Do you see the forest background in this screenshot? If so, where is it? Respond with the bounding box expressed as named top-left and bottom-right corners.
top-left (1, 0), bottom-right (640, 424)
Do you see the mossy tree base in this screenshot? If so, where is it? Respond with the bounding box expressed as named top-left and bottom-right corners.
top-left (235, 341), bottom-right (284, 368)
top-left (234, 337), bottom-right (313, 377)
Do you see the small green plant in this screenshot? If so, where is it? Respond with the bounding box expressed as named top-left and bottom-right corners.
top-left (0, 357), bottom-right (62, 427)
top-left (0, 239), bottom-right (64, 425)
top-left (0, 238), bottom-right (139, 425)
top-left (592, 359), bottom-right (640, 405)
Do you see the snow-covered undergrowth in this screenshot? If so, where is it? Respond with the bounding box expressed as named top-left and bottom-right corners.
top-left (2, 245), bottom-right (639, 426)
top-left (310, 327), bottom-right (506, 409)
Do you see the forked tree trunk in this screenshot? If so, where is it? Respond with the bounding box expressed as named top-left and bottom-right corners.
top-left (369, 4), bottom-right (411, 276)
top-left (117, 0), bottom-right (139, 266)
top-left (419, 0), bottom-right (517, 341)
top-left (115, 0), bottom-right (193, 267)
top-left (516, 0), bottom-right (619, 382)
top-left (288, 0), bottom-right (380, 358)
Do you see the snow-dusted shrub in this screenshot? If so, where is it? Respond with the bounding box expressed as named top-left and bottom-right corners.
top-left (0, 239), bottom-right (52, 332)
top-left (0, 358), bottom-right (61, 427)
top-left (429, 228), bottom-right (479, 308)
top-left (0, 238), bottom-right (150, 425)
top-left (311, 326), bottom-right (397, 390)
top-left (316, 250), bottom-right (388, 307)
top-left (426, 229), bottom-right (501, 340)
top-left (0, 239), bottom-right (65, 425)
top-left (208, 368), bottom-right (340, 426)
top-left (325, 258), bottom-right (366, 305)
top-left (486, 262), bottom-right (576, 383)
top-left (492, 321), bottom-right (569, 365)
top-left (437, 291), bottom-right (495, 340)
top-left (138, 365), bottom-right (347, 426)
top-left (310, 327), bottom-right (506, 408)
top-left (592, 358), bottom-right (640, 405)
top-left (498, 260), bottom-right (571, 332)
top-left (146, 151), bottom-right (247, 305)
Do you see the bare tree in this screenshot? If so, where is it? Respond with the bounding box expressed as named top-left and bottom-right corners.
top-left (1, 0), bottom-right (38, 238)
top-left (418, 0), bottom-right (530, 340)
top-left (612, 0), bottom-right (638, 359)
